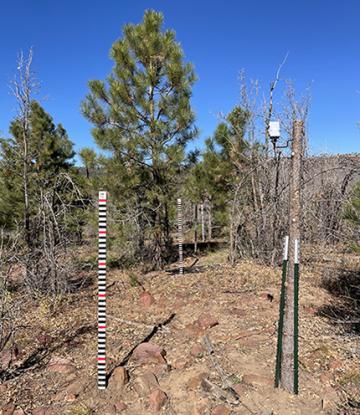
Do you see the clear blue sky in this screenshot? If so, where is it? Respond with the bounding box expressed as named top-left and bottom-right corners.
top-left (1, 0), bottom-right (359, 158)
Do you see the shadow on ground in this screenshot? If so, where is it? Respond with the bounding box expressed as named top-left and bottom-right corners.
top-left (317, 267), bottom-right (360, 334)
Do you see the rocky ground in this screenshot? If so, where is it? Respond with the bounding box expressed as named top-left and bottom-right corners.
top-left (0, 246), bottom-right (359, 415)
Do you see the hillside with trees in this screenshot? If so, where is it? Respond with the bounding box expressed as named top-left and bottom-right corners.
top-left (0, 8), bottom-right (359, 415)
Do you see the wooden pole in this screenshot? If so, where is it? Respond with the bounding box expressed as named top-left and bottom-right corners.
top-left (177, 198), bottom-right (184, 275)
top-left (280, 120), bottom-right (303, 393)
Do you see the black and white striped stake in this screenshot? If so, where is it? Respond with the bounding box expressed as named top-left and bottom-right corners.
top-left (177, 198), bottom-right (183, 275)
top-left (98, 191), bottom-right (107, 389)
top-left (275, 235), bottom-right (289, 387)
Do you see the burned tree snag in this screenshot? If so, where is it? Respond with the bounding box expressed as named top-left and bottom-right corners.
top-left (280, 120), bottom-right (303, 394)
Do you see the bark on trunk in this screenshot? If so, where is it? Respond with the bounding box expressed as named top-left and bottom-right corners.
top-left (280, 120), bottom-right (303, 393)
top-left (194, 203), bottom-right (198, 254)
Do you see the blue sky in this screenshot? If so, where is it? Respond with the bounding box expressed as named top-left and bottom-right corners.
top-left (0, 0), bottom-right (359, 159)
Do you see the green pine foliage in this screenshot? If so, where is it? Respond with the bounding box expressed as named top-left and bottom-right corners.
top-left (0, 101), bottom-right (76, 230)
top-left (0, 101), bottom-right (86, 294)
top-left (82, 10), bottom-right (197, 268)
top-left (185, 106), bottom-right (251, 237)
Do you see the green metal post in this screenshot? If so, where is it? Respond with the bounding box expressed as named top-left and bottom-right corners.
top-left (293, 238), bottom-right (300, 394)
top-left (275, 235), bottom-right (289, 387)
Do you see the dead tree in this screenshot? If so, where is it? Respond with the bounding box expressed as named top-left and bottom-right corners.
top-left (10, 50), bottom-right (39, 247)
top-left (280, 120), bottom-right (303, 394)
top-left (0, 230), bottom-right (20, 353)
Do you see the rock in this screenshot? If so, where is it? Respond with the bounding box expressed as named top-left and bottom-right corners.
top-left (186, 373), bottom-right (208, 391)
top-left (242, 374), bottom-right (272, 387)
top-left (148, 389), bottom-right (167, 412)
top-left (64, 393), bottom-right (77, 402)
top-left (329, 359), bottom-right (342, 370)
top-left (32, 407), bottom-right (57, 415)
top-left (192, 399), bottom-right (210, 415)
top-left (37, 334), bottom-right (54, 346)
top-left (103, 404), bottom-right (116, 415)
top-left (211, 405), bottom-right (231, 415)
top-left (259, 293), bottom-right (274, 302)
top-left (195, 313), bottom-right (219, 330)
top-left (184, 323), bottom-right (204, 338)
top-left (65, 379), bottom-right (85, 398)
top-left (108, 367), bottom-right (128, 390)
top-left (173, 358), bottom-right (189, 370)
top-left (150, 363), bottom-right (169, 377)
top-left (320, 371), bottom-right (333, 383)
top-left (237, 334), bottom-right (266, 347)
top-left (1, 403), bottom-right (15, 415)
top-left (229, 308), bottom-right (246, 317)
top-left (233, 383), bottom-right (249, 396)
top-left (0, 351), bottom-right (12, 370)
top-left (174, 298), bottom-right (185, 310)
top-left (47, 356), bottom-right (75, 374)
top-left (0, 383), bottom-right (7, 393)
top-left (190, 344), bottom-right (204, 358)
top-left (103, 402), bottom-right (126, 415)
top-left (114, 401), bottom-right (127, 412)
top-left (132, 343), bottom-right (166, 364)
top-left (133, 372), bottom-right (159, 397)
top-left (139, 292), bottom-right (155, 308)
top-left (303, 306), bottom-right (317, 315)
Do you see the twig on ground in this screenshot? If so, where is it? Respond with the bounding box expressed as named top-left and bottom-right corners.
top-left (107, 314), bottom-right (171, 332)
top-left (108, 313), bottom-right (176, 377)
top-left (202, 335), bottom-right (240, 404)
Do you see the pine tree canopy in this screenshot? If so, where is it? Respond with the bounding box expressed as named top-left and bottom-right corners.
top-left (81, 9), bottom-right (197, 170)
top-left (0, 101), bottom-right (75, 228)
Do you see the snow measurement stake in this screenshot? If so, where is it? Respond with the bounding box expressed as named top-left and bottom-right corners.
top-left (98, 191), bottom-right (107, 389)
top-left (177, 198), bottom-right (184, 275)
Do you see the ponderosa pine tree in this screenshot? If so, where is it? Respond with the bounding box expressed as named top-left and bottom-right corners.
top-left (79, 147), bottom-right (98, 180)
top-left (0, 101), bottom-right (82, 294)
top-left (0, 101), bottom-right (75, 228)
top-left (82, 10), bottom-right (197, 268)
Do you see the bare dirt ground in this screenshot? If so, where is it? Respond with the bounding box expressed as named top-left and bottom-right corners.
top-left (1, 246), bottom-right (359, 415)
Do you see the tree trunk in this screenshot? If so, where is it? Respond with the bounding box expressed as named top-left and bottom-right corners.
top-left (194, 203), bottom-right (198, 254)
top-left (280, 120), bottom-right (303, 393)
top-left (207, 200), bottom-right (212, 241)
top-left (201, 203), bottom-right (205, 242)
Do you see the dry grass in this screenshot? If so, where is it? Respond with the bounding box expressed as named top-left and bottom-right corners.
top-left (1, 245), bottom-right (359, 414)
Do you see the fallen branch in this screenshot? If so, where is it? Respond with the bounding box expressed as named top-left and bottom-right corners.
top-left (108, 313), bottom-right (176, 377)
top-left (334, 319), bottom-right (360, 324)
top-left (107, 315), bottom-right (171, 332)
top-left (202, 335), bottom-right (240, 404)
top-left (201, 377), bottom-right (237, 404)
top-left (0, 324), bottom-right (95, 381)
top-left (222, 288), bottom-right (256, 294)
top-left (189, 257), bottom-right (199, 268)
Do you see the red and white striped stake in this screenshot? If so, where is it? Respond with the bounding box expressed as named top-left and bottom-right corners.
top-left (177, 198), bottom-right (184, 275)
top-left (98, 191), bottom-right (107, 389)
